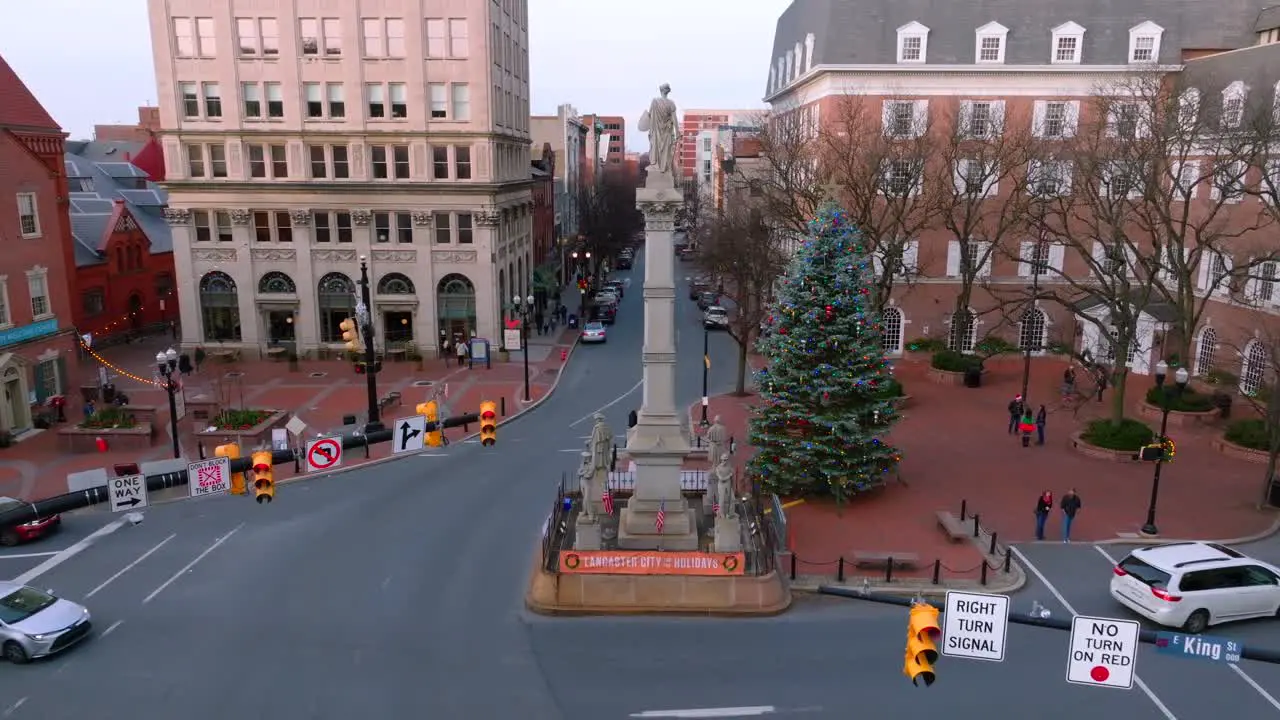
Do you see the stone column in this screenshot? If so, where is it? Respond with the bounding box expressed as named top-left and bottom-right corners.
top-left (616, 169), bottom-right (698, 551)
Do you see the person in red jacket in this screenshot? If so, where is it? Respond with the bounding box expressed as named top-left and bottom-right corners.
top-left (1034, 490), bottom-right (1054, 540)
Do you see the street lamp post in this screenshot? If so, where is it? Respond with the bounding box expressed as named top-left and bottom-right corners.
top-left (701, 323), bottom-right (710, 426)
top-left (155, 348), bottom-right (181, 459)
top-left (356, 256), bottom-right (383, 434)
top-left (1141, 360), bottom-right (1189, 536)
top-left (512, 294), bottom-right (535, 402)
top-left (1020, 203), bottom-right (1048, 402)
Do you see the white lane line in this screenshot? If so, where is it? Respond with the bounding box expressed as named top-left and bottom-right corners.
top-left (630, 708), bottom-right (776, 719)
top-left (1093, 545), bottom-right (1280, 712)
top-left (557, 449), bottom-right (584, 453)
top-left (14, 518), bottom-right (128, 585)
top-left (85, 533), bottom-right (176, 599)
top-left (2, 697), bottom-right (27, 717)
top-left (0, 551), bottom-right (60, 559)
top-left (1010, 546), bottom-right (1176, 719)
top-left (569, 379), bottom-right (643, 428)
top-left (143, 524), bottom-right (243, 604)
top-left (101, 619), bottom-right (124, 637)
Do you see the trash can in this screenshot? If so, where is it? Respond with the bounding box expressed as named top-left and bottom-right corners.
top-left (963, 367), bottom-right (982, 388)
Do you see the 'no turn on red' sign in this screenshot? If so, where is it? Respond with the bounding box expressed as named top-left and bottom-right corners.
top-left (1067, 615), bottom-right (1140, 689)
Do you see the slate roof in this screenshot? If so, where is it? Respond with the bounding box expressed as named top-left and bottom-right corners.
top-left (769, 0), bottom-right (1276, 96)
top-left (0, 55), bottom-right (59, 132)
top-left (1257, 5), bottom-right (1280, 31)
top-left (64, 144), bottom-right (172, 268)
top-left (1181, 37), bottom-right (1280, 107)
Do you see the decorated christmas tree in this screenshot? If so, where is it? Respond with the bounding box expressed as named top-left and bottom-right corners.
top-left (747, 202), bottom-right (902, 501)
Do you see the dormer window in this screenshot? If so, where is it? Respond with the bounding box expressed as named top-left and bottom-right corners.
top-left (793, 42), bottom-right (803, 79)
top-left (1221, 81), bottom-right (1247, 129)
top-left (804, 33), bottom-right (815, 72)
top-left (975, 22), bottom-right (1008, 64)
top-left (896, 22), bottom-right (930, 63)
top-left (785, 50), bottom-right (794, 82)
top-left (1051, 22), bottom-right (1085, 64)
top-left (1128, 22), bottom-right (1163, 63)
top-left (769, 67), bottom-right (777, 94)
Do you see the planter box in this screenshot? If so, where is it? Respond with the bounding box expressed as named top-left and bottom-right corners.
top-left (1070, 431), bottom-right (1141, 463)
top-left (199, 410), bottom-right (289, 448)
top-left (185, 394), bottom-right (221, 422)
top-left (927, 368), bottom-right (983, 386)
top-left (1137, 401), bottom-right (1221, 428)
top-left (1212, 437), bottom-right (1271, 464)
top-left (57, 424), bottom-right (153, 453)
top-left (121, 405), bottom-right (159, 428)
top-left (902, 352), bottom-right (932, 364)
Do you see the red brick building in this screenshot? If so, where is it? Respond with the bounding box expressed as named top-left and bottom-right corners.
top-left (678, 109), bottom-right (757, 182)
top-left (0, 56), bottom-right (82, 434)
top-left (531, 143), bottom-right (556, 272)
top-left (581, 114), bottom-right (625, 165)
top-left (92, 106), bottom-right (161, 143)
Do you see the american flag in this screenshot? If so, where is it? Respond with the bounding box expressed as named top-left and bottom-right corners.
top-left (655, 501), bottom-right (666, 532)
top-left (712, 501), bottom-right (721, 515)
top-left (602, 487), bottom-right (615, 515)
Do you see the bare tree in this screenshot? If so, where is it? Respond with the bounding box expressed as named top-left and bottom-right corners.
top-left (739, 106), bottom-right (825, 244)
top-left (1218, 327), bottom-right (1280, 507)
top-left (817, 95), bottom-right (942, 315)
top-left (579, 167), bottom-right (642, 273)
top-left (697, 202), bottom-right (790, 394)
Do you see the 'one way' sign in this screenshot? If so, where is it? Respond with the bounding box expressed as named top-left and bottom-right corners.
top-left (109, 474), bottom-right (149, 512)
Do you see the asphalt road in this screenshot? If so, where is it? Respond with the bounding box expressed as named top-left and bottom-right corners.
top-left (4, 245), bottom-right (1279, 718)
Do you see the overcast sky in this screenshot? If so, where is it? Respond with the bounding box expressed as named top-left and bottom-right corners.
top-left (0, 0), bottom-right (787, 147)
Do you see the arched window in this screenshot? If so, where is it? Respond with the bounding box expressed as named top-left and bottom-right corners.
top-left (949, 309), bottom-right (977, 353)
top-left (258, 271), bottom-right (296, 294)
top-left (376, 272), bottom-right (415, 294)
top-left (317, 273), bottom-right (355, 342)
top-left (437, 273), bottom-right (477, 341)
top-left (880, 307), bottom-right (904, 354)
top-left (1194, 326), bottom-right (1217, 376)
top-left (199, 271), bottom-right (241, 341)
top-left (1240, 340), bottom-right (1268, 396)
top-left (1019, 308), bottom-right (1047, 353)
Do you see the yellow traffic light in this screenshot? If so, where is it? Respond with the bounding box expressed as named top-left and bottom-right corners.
top-left (904, 602), bottom-right (940, 687)
top-left (251, 450), bottom-right (274, 504)
top-left (340, 318), bottom-right (359, 351)
top-left (215, 443), bottom-right (245, 495)
top-left (416, 401), bottom-right (442, 447)
top-left (479, 401), bottom-right (497, 447)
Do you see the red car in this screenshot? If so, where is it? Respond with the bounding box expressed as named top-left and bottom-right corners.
top-left (0, 496), bottom-right (61, 546)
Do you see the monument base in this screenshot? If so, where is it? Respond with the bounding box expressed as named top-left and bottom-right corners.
top-left (616, 505), bottom-right (700, 550)
top-left (524, 549), bottom-right (792, 616)
top-left (573, 518), bottom-right (603, 550)
top-left (714, 516), bottom-right (742, 552)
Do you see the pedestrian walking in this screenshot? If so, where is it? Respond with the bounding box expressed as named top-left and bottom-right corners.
top-left (1007, 395), bottom-right (1024, 434)
top-left (535, 312), bottom-right (544, 336)
top-left (1035, 405), bottom-right (1047, 446)
top-left (1061, 488), bottom-right (1082, 542)
top-left (456, 339), bottom-right (468, 367)
top-left (1034, 490), bottom-right (1054, 541)
top-left (1061, 366), bottom-right (1076, 401)
top-left (442, 338), bottom-right (452, 367)
top-left (1018, 410), bottom-right (1036, 447)
top-left (1095, 369), bottom-right (1108, 402)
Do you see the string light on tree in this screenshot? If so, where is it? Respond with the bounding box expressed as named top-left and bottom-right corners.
top-left (747, 201), bottom-right (903, 502)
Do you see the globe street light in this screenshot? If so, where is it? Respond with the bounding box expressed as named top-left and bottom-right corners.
top-left (155, 347), bottom-right (181, 459)
top-left (1141, 360), bottom-right (1190, 536)
top-left (512, 294), bottom-right (536, 402)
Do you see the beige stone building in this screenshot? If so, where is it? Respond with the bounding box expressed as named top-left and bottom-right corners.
top-left (146, 0), bottom-right (532, 356)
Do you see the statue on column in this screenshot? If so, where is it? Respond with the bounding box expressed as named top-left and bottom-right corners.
top-left (714, 456), bottom-right (737, 519)
top-left (638, 83), bottom-right (679, 178)
top-left (706, 416), bottom-right (728, 469)
top-left (577, 450), bottom-right (599, 523)
top-left (589, 413), bottom-right (614, 477)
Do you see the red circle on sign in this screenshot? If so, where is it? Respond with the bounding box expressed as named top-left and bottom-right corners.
top-left (308, 439), bottom-right (341, 469)
top-left (1090, 666), bottom-right (1110, 682)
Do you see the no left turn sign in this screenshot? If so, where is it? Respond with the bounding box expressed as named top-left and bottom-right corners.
top-left (306, 436), bottom-right (343, 472)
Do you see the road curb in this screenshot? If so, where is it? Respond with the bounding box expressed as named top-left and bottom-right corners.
top-left (1020, 512), bottom-right (1280, 548)
top-left (140, 334), bottom-right (583, 506)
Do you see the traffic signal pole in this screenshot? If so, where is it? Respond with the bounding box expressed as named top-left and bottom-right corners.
top-left (357, 256), bottom-right (384, 434)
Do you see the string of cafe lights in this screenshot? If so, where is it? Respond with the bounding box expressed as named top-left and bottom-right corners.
top-left (78, 337), bottom-right (163, 388)
top-left (83, 289), bottom-right (177, 338)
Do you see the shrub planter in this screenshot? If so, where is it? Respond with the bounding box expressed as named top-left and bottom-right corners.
top-left (57, 424), bottom-right (153, 453)
top-left (1136, 401), bottom-right (1221, 429)
top-left (200, 410), bottom-right (289, 447)
top-left (1070, 431), bottom-right (1142, 463)
top-left (1211, 437), bottom-right (1270, 464)
top-left (185, 394), bottom-right (221, 422)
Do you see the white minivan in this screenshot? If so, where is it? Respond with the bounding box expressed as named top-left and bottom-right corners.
top-left (1109, 541), bottom-right (1280, 634)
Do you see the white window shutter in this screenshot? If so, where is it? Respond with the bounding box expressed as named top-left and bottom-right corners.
top-left (1136, 105), bottom-right (1153, 138)
top-left (872, 251), bottom-right (885, 276)
top-left (1049, 243), bottom-right (1066, 272)
top-left (1091, 241), bottom-right (1105, 278)
top-left (945, 241), bottom-right (961, 277)
top-left (881, 101), bottom-right (894, 137)
top-left (1215, 254), bottom-right (1234, 296)
top-left (990, 100), bottom-right (1006, 135)
top-left (958, 101), bottom-right (973, 136)
top-left (1060, 161), bottom-right (1075, 194)
top-left (1064, 102), bottom-right (1081, 137)
top-left (1245, 258), bottom-right (1259, 300)
top-left (1031, 101), bottom-right (1047, 137)
top-left (903, 241), bottom-right (919, 276)
top-left (1124, 245), bottom-right (1137, 277)
top-left (986, 164), bottom-right (1000, 197)
top-left (978, 241), bottom-right (993, 277)
top-left (912, 100), bottom-right (929, 137)
top-left (1197, 251), bottom-right (1212, 291)
top-left (1017, 241), bottom-right (1033, 276)
top-left (1105, 107), bottom-right (1119, 137)
top-left (953, 159), bottom-right (969, 193)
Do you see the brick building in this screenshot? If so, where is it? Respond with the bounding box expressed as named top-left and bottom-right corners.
top-left (678, 109), bottom-right (758, 184)
top-left (581, 114), bottom-right (625, 165)
top-left (530, 143), bottom-right (556, 280)
top-left (93, 106), bottom-right (162, 143)
top-left (0, 56), bottom-right (82, 435)
top-left (764, 0), bottom-right (1280, 384)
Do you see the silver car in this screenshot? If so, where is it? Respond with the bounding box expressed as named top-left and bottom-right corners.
top-left (0, 581), bottom-right (92, 663)
top-left (582, 321), bottom-right (607, 343)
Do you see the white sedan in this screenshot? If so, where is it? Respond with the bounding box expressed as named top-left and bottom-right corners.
top-left (582, 322), bottom-right (607, 344)
top-left (704, 306), bottom-right (729, 329)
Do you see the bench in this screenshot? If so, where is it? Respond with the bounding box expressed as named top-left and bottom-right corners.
top-left (935, 510), bottom-right (970, 543)
top-left (378, 391), bottom-right (402, 410)
top-left (852, 552), bottom-right (921, 570)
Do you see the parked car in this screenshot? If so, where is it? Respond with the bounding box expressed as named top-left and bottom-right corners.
top-left (689, 276), bottom-right (711, 300)
top-left (603, 280), bottom-right (625, 298)
top-left (616, 256), bottom-right (633, 270)
top-left (704, 306), bottom-right (729, 330)
top-left (582, 322), bottom-right (607, 344)
top-left (590, 301), bottom-right (617, 325)
top-left (1109, 541), bottom-right (1280, 633)
top-left (0, 581), bottom-right (92, 663)
top-left (0, 497), bottom-right (60, 547)
top-left (594, 290), bottom-right (620, 305)
top-left (697, 291), bottom-right (720, 311)
top-left (678, 246), bottom-right (697, 261)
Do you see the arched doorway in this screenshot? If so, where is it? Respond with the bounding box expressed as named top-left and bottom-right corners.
top-left (437, 273), bottom-right (477, 345)
top-left (517, 257), bottom-right (525, 299)
top-left (498, 268), bottom-right (507, 324)
top-left (376, 273), bottom-right (416, 343)
top-left (1194, 327), bottom-right (1217, 376)
top-left (128, 293), bottom-right (144, 334)
top-left (880, 307), bottom-right (904, 355)
top-left (1241, 340), bottom-right (1268, 396)
top-left (1019, 308), bottom-right (1047, 354)
top-left (199, 271), bottom-right (241, 341)
top-left (318, 273), bottom-right (356, 342)
top-left (259, 271), bottom-right (298, 344)
top-left (0, 359), bottom-right (31, 433)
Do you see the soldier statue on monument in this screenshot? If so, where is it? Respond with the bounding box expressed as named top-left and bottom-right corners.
top-left (577, 450), bottom-right (599, 523)
top-left (714, 455), bottom-right (737, 520)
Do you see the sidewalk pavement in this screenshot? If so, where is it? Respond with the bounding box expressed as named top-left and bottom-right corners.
top-left (685, 353), bottom-right (1278, 588)
top-left (0, 327), bottom-right (581, 504)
